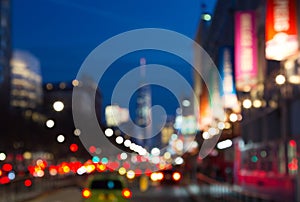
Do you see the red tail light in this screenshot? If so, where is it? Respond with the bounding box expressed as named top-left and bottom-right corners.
top-left (172, 172), bottom-right (181, 181)
top-left (82, 188), bottom-right (92, 199)
top-left (122, 188), bottom-right (132, 199)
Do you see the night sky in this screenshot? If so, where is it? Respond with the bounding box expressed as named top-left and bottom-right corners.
top-left (12, 0), bottom-right (216, 117)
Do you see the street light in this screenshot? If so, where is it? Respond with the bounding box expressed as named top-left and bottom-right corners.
top-left (275, 74), bottom-right (286, 85)
top-left (0, 152), bottom-right (6, 161)
top-left (53, 101), bottom-right (64, 112)
top-left (229, 113), bottom-right (238, 122)
top-left (115, 136), bottom-right (124, 144)
top-left (46, 119), bottom-right (55, 128)
top-left (105, 128), bottom-right (114, 137)
top-left (57, 134), bottom-right (65, 143)
top-left (242, 99), bottom-right (252, 109)
top-left (124, 139), bottom-right (131, 147)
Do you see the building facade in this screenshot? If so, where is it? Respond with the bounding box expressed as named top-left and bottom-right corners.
top-left (0, 0), bottom-right (12, 150)
top-left (195, 0), bottom-right (300, 200)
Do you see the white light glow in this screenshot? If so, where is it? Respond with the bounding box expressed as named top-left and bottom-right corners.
top-left (116, 136), bottom-right (124, 144)
top-left (242, 99), bottom-right (252, 109)
top-left (202, 131), bottom-right (210, 140)
top-left (46, 119), bottom-right (55, 128)
top-left (151, 156), bottom-right (160, 164)
top-left (217, 122), bottom-right (225, 130)
top-left (275, 74), bottom-right (286, 85)
top-left (130, 143), bottom-right (136, 151)
top-left (74, 128), bottom-right (81, 136)
top-left (174, 157), bottom-right (184, 165)
top-left (139, 149), bottom-right (147, 156)
top-left (217, 139), bottom-right (233, 150)
top-left (104, 128), bottom-right (114, 137)
top-left (126, 170), bottom-right (135, 179)
top-left (208, 127), bottom-right (218, 136)
top-left (124, 139), bottom-right (131, 147)
top-left (120, 152), bottom-right (128, 160)
top-left (151, 147), bottom-right (160, 156)
top-left (53, 101), bottom-right (64, 112)
top-left (182, 99), bottom-right (191, 107)
top-left (229, 113), bottom-right (238, 122)
top-left (57, 134), bottom-right (65, 143)
top-left (0, 153), bottom-right (6, 161)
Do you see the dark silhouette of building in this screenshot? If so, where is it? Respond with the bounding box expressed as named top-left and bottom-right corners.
top-left (0, 0), bottom-right (12, 150)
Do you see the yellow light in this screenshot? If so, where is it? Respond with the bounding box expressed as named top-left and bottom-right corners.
top-left (72, 79), bottom-right (79, 87)
top-left (86, 164), bottom-right (96, 173)
top-left (63, 165), bottom-right (70, 173)
top-left (122, 188), bottom-right (132, 199)
top-left (97, 164), bottom-right (106, 172)
top-left (157, 172), bottom-right (164, 180)
top-left (172, 172), bottom-right (181, 181)
top-left (253, 99), bottom-right (262, 108)
top-left (163, 152), bottom-right (171, 160)
top-left (82, 188), bottom-right (91, 199)
top-left (224, 122), bottom-right (231, 129)
top-left (118, 167), bottom-right (126, 175)
top-left (150, 173), bottom-right (158, 181)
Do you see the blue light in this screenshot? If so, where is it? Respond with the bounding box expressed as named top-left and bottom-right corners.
top-left (8, 171), bottom-right (15, 180)
top-left (92, 156), bottom-right (100, 163)
top-left (107, 180), bottom-right (114, 189)
top-left (101, 157), bottom-right (108, 164)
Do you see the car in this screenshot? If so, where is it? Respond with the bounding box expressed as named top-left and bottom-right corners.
top-left (81, 173), bottom-right (132, 202)
top-left (150, 169), bottom-right (182, 185)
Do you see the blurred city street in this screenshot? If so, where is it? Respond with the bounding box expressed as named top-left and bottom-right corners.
top-left (1, 0), bottom-right (300, 201)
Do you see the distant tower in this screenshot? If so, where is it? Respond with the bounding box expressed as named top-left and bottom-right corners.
top-left (135, 58), bottom-right (152, 148)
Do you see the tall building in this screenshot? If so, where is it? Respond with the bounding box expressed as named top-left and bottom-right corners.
top-left (10, 50), bottom-right (43, 110)
top-left (0, 0), bottom-right (12, 125)
top-left (135, 58), bottom-right (152, 148)
top-left (0, 0), bottom-right (12, 150)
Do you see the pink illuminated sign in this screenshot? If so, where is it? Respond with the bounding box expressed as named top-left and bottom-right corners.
top-left (234, 11), bottom-right (258, 92)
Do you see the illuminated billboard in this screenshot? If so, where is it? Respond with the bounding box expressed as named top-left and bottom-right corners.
top-left (266, 0), bottom-right (299, 61)
top-left (234, 11), bottom-right (258, 92)
top-left (218, 46), bottom-right (239, 111)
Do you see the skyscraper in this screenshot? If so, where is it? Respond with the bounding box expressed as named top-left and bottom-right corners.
top-left (135, 58), bottom-right (152, 148)
top-left (0, 0), bottom-right (12, 112)
top-left (0, 0), bottom-right (12, 150)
